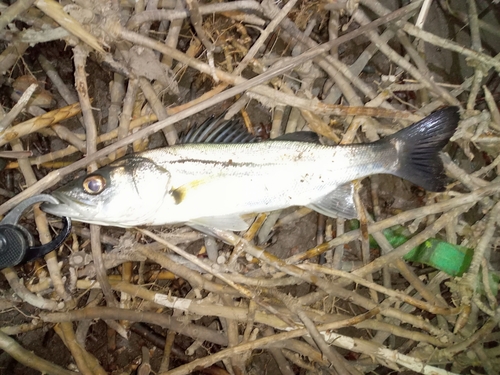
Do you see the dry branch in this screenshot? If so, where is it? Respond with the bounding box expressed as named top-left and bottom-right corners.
top-left (1, 0), bottom-right (499, 374)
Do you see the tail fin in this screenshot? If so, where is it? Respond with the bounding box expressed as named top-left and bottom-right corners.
top-left (381, 106), bottom-right (460, 192)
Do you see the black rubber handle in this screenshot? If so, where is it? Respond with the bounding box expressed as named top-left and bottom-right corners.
top-left (0, 224), bottom-right (29, 268)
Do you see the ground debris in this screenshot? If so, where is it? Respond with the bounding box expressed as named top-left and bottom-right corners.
top-left (0, 0), bottom-right (499, 374)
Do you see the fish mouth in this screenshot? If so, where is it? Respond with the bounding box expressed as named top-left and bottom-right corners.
top-left (42, 193), bottom-right (138, 228)
top-left (41, 192), bottom-right (95, 219)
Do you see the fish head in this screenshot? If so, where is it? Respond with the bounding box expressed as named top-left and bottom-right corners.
top-left (42, 156), bottom-right (174, 227)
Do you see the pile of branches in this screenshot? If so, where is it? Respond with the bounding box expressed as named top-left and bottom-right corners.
top-left (0, 0), bottom-right (499, 374)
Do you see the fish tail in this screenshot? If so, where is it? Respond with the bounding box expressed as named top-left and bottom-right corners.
top-left (383, 106), bottom-right (460, 192)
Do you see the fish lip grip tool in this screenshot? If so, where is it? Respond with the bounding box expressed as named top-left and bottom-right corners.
top-left (0, 194), bottom-right (71, 269)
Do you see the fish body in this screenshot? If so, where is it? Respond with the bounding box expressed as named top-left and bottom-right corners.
top-left (42, 107), bottom-right (460, 231)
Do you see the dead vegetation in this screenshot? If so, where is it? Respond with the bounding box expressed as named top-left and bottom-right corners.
top-left (0, 0), bottom-right (500, 374)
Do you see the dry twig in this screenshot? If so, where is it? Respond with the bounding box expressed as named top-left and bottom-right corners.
top-left (1, 1), bottom-right (499, 374)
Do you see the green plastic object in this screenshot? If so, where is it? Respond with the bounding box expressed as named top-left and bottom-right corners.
top-left (403, 238), bottom-right (474, 277)
top-left (349, 219), bottom-right (498, 294)
top-left (350, 219), bottom-right (474, 277)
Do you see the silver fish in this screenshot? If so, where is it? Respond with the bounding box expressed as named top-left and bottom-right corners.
top-left (42, 107), bottom-right (459, 231)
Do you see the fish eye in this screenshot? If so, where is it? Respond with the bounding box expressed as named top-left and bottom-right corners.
top-left (83, 175), bottom-right (106, 195)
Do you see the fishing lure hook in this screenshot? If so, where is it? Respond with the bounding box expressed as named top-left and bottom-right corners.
top-left (0, 194), bottom-right (71, 269)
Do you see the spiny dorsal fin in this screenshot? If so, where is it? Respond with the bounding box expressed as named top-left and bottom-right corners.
top-left (180, 114), bottom-right (258, 144)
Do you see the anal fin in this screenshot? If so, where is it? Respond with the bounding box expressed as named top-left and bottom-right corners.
top-left (307, 183), bottom-right (358, 219)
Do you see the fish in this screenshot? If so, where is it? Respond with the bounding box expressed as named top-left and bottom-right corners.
top-left (41, 107), bottom-right (460, 231)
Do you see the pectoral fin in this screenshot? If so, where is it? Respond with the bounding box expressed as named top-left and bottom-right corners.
top-left (170, 178), bottom-right (213, 205)
top-left (307, 183), bottom-right (358, 219)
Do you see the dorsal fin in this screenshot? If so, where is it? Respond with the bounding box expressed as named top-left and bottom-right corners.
top-left (180, 115), bottom-right (321, 145)
top-left (274, 131), bottom-right (320, 143)
top-left (180, 114), bottom-right (258, 144)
